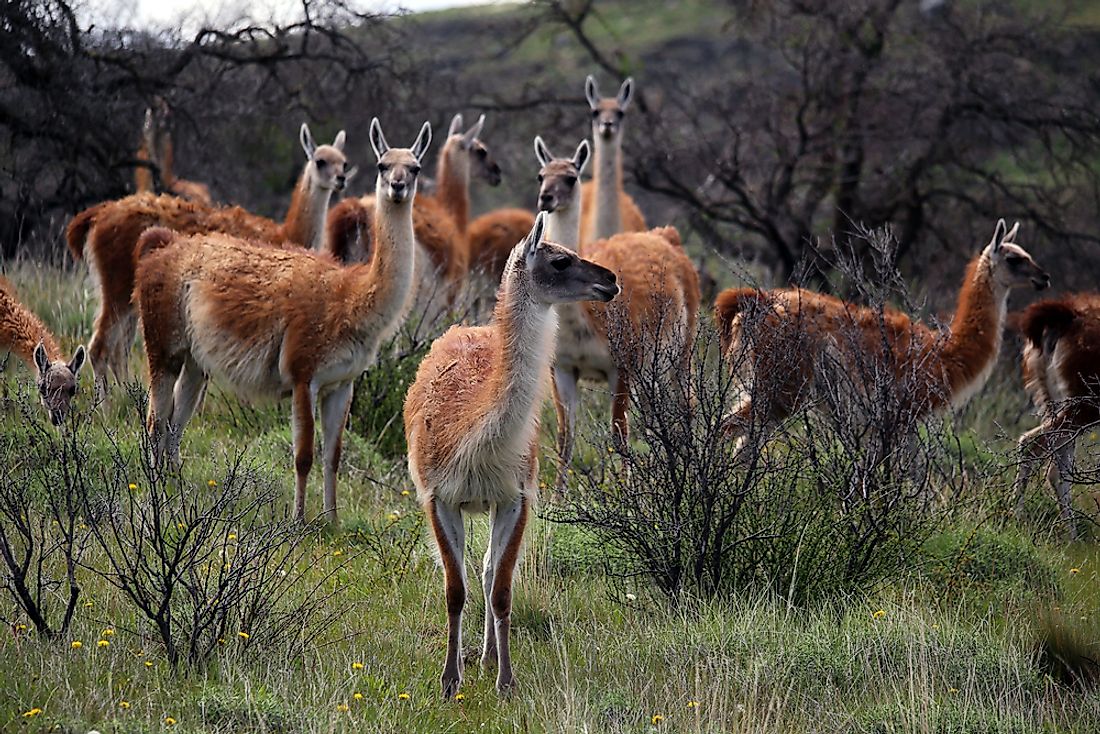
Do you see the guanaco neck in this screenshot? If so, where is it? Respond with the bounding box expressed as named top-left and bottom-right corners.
top-left (281, 166), bottom-right (335, 251)
top-left (482, 261), bottom-right (558, 443)
top-left (347, 179), bottom-right (417, 332)
top-left (434, 136), bottom-right (471, 234)
top-left (938, 247), bottom-right (1009, 394)
top-left (592, 132), bottom-right (623, 240)
top-left (159, 130), bottom-right (177, 187)
top-left (546, 189), bottom-right (583, 253)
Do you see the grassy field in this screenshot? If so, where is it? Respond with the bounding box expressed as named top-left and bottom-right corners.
top-left (2, 259), bottom-right (1100, 734)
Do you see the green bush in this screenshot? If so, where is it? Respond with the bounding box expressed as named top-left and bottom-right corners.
top-left (921, 527), bottom-right (1058, 599)
top-left (350, 335), bottom-right (430, 459)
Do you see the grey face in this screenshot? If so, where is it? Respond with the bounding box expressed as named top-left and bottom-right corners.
top-left (370, 118), bottom-right (432, 204)
top-left (989, 220), bottom-right (1050, 291)
top-left (528, 239), bottom-right (620, 305)
top-left (471, 139), bottom-right (502, 187)
top-left (34, 344), bottom-right (85, 427)
top-left (533, 137), bottom-right (590, 213)
top-left (585, 76), bottom-right (634, 140)
top-left (300, 125), bottom-right (354, 192)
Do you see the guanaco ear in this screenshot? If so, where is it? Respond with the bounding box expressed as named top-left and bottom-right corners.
top-left (447, 113), bottom-right (463, 139)
top-left (332, 130), bottom-right (346, 152)
top-left (533, 136), bottom-right (554, 168)
top-left (585, 75), bottom-right (601, 109)
top-left (33, 342), bottom-right (49, 375)
top-left (369, 118), bottom-right (389, 159)
top-left (572, 139), bottom-right (591, 175)
top-left (68, 345), bottom-right (86, 377)
top-left (143, 107), bottom-right (155, 133)
top-left (463, 114), bottom-right (485, 148)
top-left (344, 165), bottom-right (359, 183)
top-left (411, 121), bottom-right (433, 163)
top-left (991, 218), bottom-right (1007, 252)
top-left (617, 77), bottom-right (635, 111)
top-left (523, 211), bottom-right (547, 265)
top-left (1004, 221), bottom-right (1020, 244)
top-left (300, 123), bottom-right (317, 159)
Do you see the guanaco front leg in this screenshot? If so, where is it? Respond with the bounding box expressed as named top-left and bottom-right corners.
top-left (429, 499), bottom-right (467, 699)
top-left (486, 494), bottom-right (528, 695)
top-left (291, 383), bottom-right (317, 521)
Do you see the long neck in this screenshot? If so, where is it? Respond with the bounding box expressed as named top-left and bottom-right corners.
top-left (546, 191), bottom-right (583, 253)
top-left (281, 167), bottom-right (333, 251)
top-left (158, 130), bottom-right (177, 186)
top-left (353, 180), bottom-right (417, 330)
top-left (592, 132), bottom-right (623, 239)
top-left (938, 248), bottom-right (1009, 396)
top-left (435, 136), bottom-right (470, 234)
top-left (484, 268), bottom-right (557, 441)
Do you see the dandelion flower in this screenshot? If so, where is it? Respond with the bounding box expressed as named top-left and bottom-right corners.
top-left (238, 631), bottom-right (250, 640)
top-left (119, 701), bottom-right (131, 710)
top-left (401, 490), bottom-right (411, 497)
top-left (144, 660), bottom-right (153, 668)
top-left (83, 601), bottom-right (94, 608)
top-left (687, 700), bottom-right (699, 708)
top-left (1070, 567), bottom-right (1081, 574)
top-left (103, 628), bottom-right (115, 636)
top-left (352, 662), bottom-right (364, 670)
top-left (164, 716), bottom-right (177, 726)
top-left (387, 513), bottom-right (399, 523)
top-left (454, 693), bottom-right (465, 701)
top-left (97, 639), bottom-right (110, 648)
top-left (22, 708), bottom-right (42, 718)
top-left (353, 692), bottom-right (364, 701)
top-left (227, 533), bottom-right (237, 541)
top-left (651, 714), bottom-right (664, 725)
top-left (128, 483), bottom-right (138, 491)
top-left (332, 550), bottom-right (343, 557)
top-left (873, 609), bottom-right (886, 619)
top-left (218, 638), bottom-right (226, 645)
top-left (336, 703), bottom-right (350, 712)
top-left (207, 479), bottom-right (217, 487)
top-left (948, 687), bottom-right (958, 694)
top-left (176, 522), bottom-right (186, 530)
top-left (15, 623), bottom-right (27, 632)
top-left (397, 692), bottom-right (410, 701)
top-left (71, 640), bottom-right (83, 649)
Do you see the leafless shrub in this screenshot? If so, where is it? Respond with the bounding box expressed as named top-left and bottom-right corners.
top-left (551, 227), bottom-right (966, 603)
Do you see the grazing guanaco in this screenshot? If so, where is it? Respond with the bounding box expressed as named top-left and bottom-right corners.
top-left (404, 212), bottom-right (618, 698)
top-left (715, 220), bottom-right (1049, 453)
top-left (1014, 293), bottom-right (1100, 538)
top-left (579, 76), bottom-right (646, 245)
top-left (135, 118), bottom-right (426, 524)
top-left (0, 277), bottom-right (86, 425)
top-left (534, 136), bottom-right (700, 489)
top-left (134, 97), bottom-right (213, 205)
top-left (67, 124), bottom-right (352, 398)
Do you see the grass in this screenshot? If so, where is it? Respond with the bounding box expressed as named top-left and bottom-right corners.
top-left (2, 261), bottom-right (1100, 732)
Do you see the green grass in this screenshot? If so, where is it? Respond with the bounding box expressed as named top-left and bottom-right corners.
top-left (2, 262), bottom-right (1100, 732)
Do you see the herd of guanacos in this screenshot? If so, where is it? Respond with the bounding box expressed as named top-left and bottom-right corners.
top-left (1, 74), bottom-right (1097, 697)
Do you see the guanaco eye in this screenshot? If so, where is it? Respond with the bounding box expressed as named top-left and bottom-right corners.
top-left (377, 163), bottom-right (389, 173)
top-left (550, 257), bottom-right (572, 272)
top-left (1006, 255), bottom-right (1023, 265)
top-left (564, 175), bottom-right (577, 187)
top-left (591, 110), bottom-right (600, 118)
top-left (315, 159), bottom-right (328, 169)
top-left (477, 148), bottom-right (487, 159)
top-left (537, 174), bottom-right (544, 183)
top-left (409, 165), bottom-right (421, 176)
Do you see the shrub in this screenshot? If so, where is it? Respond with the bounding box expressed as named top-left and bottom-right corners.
top-left (921, 527), bottom-right (1058, 599)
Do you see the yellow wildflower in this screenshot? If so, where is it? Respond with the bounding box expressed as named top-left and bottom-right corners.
top-left (164, 716), bottom-right (177, 725)
top-left (687, 700), bottom-right (699, 708)
top-left (119, 701), bottom-right (131, 710)
top-left (948, 687), bottom-right (958, 694)
top-left (97, 639), bottom-right (110, 648)
top-left (176, 522), bottom-right (186, 530)
top-left (401, 490), bottom-right (410, 497)
top-left (387, 513), bottom-right (399, 523)
top-left (651, 714), bottom-right (664, 725)
top-left (218, 638), bottom-right (226, 645)
top-left (353, 692), bottom-right (364, 701)
top-left (15, 623), bottom-right (27, 632)
top-left (397, 692), bottom-right (410, 701)
top-left (1070, 567), bottom-right (1081, 574)
top-left (238, 631), bottom-right (250, 640)
top-left (227, 533), bottom-right (237, 541)
top-left (207, 479), bottom-right (217, 487)
top-left (23, 708), bottom-right (42, 718)
top-left (873, 609), bottom-right (886, 619)
top-left (83, 600), bottom-right (94, 608)
top-left (336, 703), bottom-right (350, 712)
top-left (103, 628), bottom-right (115, 636)
top-left (70, 640), bottom-right (83, 649)
top-left (144, 660), bottom-right (153, 668)
top-left (352, 662), bottom-right (364, 670)
top-left (128, 483), bottom-right (138, 491)
top-left (332, 550), bottom-right (343, 557)
top-left (454, 692), bottom-right (465, 701)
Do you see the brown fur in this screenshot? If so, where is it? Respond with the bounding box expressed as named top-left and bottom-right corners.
top-left (715, 235), bottom-right (1048, 434)
top-left (0, 277), bottom-right (62, 368)
top-left (468, 208), bottom-right (536, 280)
top-left (134, 101), bottom-right (213, 205)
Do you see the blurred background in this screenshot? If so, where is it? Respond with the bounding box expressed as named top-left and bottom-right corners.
top-left (2, 0), bottom-right (1099, 301)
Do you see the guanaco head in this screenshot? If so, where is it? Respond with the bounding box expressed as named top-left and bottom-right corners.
top-left (34, 342), bottom-right (86, 427)
top-left (370, 117), bottom-right (432, 205)
top-left (987, 219), bottom-right (1049, 291)
top-left (300, 123), bottom-right (356, 193)
top-left (142, 97), bottom-right (171, 163)
top-left (534, 136), bottom-right (590, 213)
top-left (514, 212), bottom-right (619, 305)
top-left (585, 75), bottom-right (634, 141)
top-left (443, 113), bottom-right (500, 186)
